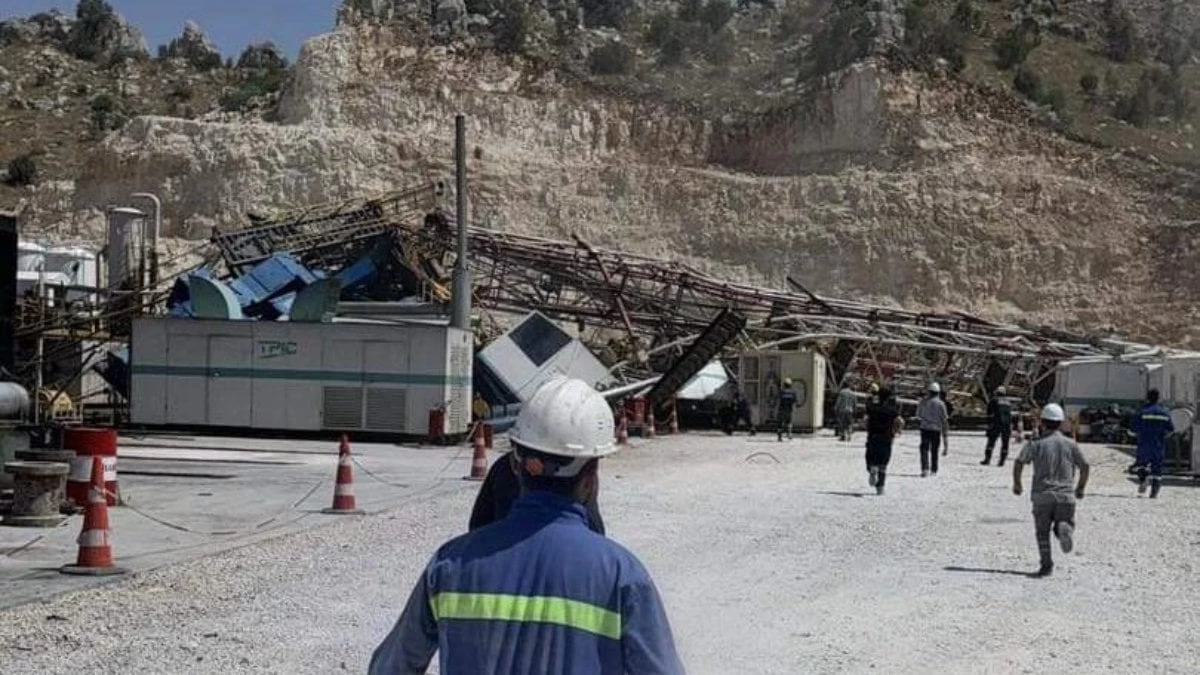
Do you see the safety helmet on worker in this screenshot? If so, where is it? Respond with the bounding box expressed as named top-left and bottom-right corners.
top-left (509, 376), bottom-right (618, 478)
top-left (868, 382), bottom-right (880, 394)
top-left (1040, 403), bottom-right (1065, 422)
top-left (995, 385), bottom-right (1006, 395)
top-left (928, 382), bottom-right (941, 394)
top-left (783, 378), bottom-right (793, 386)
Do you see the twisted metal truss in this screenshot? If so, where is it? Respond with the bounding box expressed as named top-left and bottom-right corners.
top-left (406, 215), bottom-right (1142, 410)
top-left (200, 194), bottom-right (1150, 411)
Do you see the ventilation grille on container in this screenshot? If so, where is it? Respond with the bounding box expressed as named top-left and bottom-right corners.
top-left (322, 386), bottom-right (363, 429)
top-left (366, 387), bottom-right (407, 432)
top-left (449, 345), bottom-right (470, 429)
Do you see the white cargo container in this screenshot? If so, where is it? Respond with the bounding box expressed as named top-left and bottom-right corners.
top-left (478, 311), bottom-right (611, 402)
top-left (1051, 358), bottom-right (1155, 419)
top-left (738, 350), bottom-right (826, 432)
top-left (130, 318), bottom-right (472, 437)
top-left (1161, 353), bottom-right (1200, 409)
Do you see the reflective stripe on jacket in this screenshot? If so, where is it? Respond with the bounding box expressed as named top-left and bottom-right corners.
top-left (369, 492), bottom-right (684, 675)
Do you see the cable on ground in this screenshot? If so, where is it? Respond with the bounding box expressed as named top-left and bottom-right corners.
top-left (744, 452), bottom-right (781, 464)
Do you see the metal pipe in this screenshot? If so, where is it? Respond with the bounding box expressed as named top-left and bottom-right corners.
top-left (0, 210), bottom-right (16, 375)
top-left (131, 193), bottom-right (161, 287)
top-left (451, 114), bottom-right (471, 331)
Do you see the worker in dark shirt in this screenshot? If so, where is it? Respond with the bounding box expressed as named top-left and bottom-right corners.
top-left (864, 386), bottom-right (903, 496)
top-left (982, 386), bottom-right (1015, 466)
top-left (777, 378), bottom-right (798, 442)
top-left (469, 450), bottom-right (606, 534)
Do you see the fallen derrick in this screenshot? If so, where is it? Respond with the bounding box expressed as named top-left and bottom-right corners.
top-left (204, 192), bottom-right (1148, 410)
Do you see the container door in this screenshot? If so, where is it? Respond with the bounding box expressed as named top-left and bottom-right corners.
top-left (166, 334), bottom-right (207, 425)
top-left (207, 336), bottom-right (253, 428)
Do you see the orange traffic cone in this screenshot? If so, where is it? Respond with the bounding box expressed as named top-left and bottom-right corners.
top-left (61, 456), bottom-right (126, 576)
top-left (668, 399), bottom-right (680, 434)
top-left (323, 435), bottom-right (364, 515)
top-left (646, 408), bottom-right (656, 439)
top-left (465, 424), bottom-right (487, 481)
top-left (616, 409), bottom-right (629, 445)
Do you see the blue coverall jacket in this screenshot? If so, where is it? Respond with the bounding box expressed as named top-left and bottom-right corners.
top-left (1134, 403), bottom-right (1174, 471)
top-left (368, 491), bottom-right (685, 675)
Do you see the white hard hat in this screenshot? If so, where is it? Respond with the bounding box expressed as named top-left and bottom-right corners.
top-left (1041, 403), bottom-right (1065, 422)
top-left (995, 386), bottom-right (1006, 395)
top-left (510, 376), bottom-right (617, 476)
top-left (929, 382), bottom-right (941, 393)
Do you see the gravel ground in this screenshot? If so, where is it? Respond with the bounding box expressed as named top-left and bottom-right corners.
top-left (2, 431), bottom-right (1199, 674)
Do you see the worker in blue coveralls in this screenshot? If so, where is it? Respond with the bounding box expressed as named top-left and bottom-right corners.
top-left (1133, 388), bottom-right (1174, 499)
top-left (369, 376), bottom-right (685, 675)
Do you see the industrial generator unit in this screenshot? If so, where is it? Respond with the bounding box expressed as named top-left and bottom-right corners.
top-left (129, 317), bottom-right (472, 438)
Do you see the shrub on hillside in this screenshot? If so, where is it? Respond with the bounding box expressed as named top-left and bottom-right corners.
top-left (66, 0), bottom-right (124, 62)
top-left (1116, 67), bottom-right (1190, 126)
top-left (950, 0), bottom-right (982, 34)
top-left (493, 0), bottom-right (532, 53)
top-left (646, 11), bottom-right (674, 49)
top-left (994, 22), bottom-right (1040, 70)
top-left (1013, 66), bottom-right (1044, 101)
top-left (589, 41), bottom-right (636, 75)
top-left (904, 0), bottom-right (968, 75)
top-left (89, 92), bottom-right (123, 131)
top-left (1079, 72), bottom-right (1099, 96)
top-left (167, 80), bottom-right (194, 103)
top-left (580, 0), bottom-right (636, 30)
top-left (646, 2), bottom-right (739, 68)
top-left (5, 154), bottom-right (38, 187)
top-left (1103, 0), bottom-right (1140, 63)
top-left (806, 0), bottom-right (876, 78)
top-left (700, 0), bottom-right (736, 34)
top-left (704, 28), bottom-right (737, 66)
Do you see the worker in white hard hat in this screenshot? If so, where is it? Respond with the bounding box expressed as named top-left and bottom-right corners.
top-left (370, 376), bottom-right (684, 675)
top-left (777, 377), bottom-right (799, 442)
top-left (915, 382), bottom-right (949, 476)
top-left (1011, 403), bottom-right (1090, 578)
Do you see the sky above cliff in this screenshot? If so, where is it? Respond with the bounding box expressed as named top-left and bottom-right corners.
top-left (2, 0), bottom-right (337, 57)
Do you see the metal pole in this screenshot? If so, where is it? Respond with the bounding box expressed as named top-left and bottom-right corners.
top-left (451, 114), bottom-right (471, 331)
top-left (131, 193), bottom-right (161, 287)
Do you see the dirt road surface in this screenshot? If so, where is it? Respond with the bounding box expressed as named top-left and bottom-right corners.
top-left (2, 431), bottom-right (1197, 674)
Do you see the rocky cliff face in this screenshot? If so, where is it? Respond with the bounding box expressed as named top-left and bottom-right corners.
top-left (13, 21), bottom-right (1200, 346)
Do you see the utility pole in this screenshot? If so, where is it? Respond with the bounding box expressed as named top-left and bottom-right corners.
top-left (451, 114), bottom-right (471, 331)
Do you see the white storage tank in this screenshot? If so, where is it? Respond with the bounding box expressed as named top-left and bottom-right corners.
top-left (737, 350), bottom-right (826, 432)
top-left (107, 207), bottom-right (145, 290)
top-left (129, 317), bottom-right (473, 438)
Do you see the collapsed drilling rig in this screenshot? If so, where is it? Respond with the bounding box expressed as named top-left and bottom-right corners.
top-left (8, 181), bottom-right (1150, 431)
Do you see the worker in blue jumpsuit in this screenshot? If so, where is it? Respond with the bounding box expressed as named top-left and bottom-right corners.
top-left (1133, 388), bottom-right (1174, 499)
top-left (369, 376), bottom-right (685, 675)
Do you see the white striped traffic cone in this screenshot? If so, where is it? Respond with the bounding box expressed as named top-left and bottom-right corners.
top-left (465, 424), bottom-right (488, 481)
top-left (323, 435), bottom-right (365, 515)
top-left (61, 456), bottom-right (127, 576)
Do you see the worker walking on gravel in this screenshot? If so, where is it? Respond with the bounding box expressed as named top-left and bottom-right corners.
top-left (981, 386), bottom-right (1015, 466)
top-left (1011, 403), bottom-right (1090, 577)
top-left (370, 376), bottom-right (684, 675)
top-left (835, 384), bottom-right (857, 442)
top-left (865, 385), bottom-right (903, 496)
top-left (917, 383), bottom-right (949, 476)
top-left (777, 378), bottom-right (798, 441)
top-left (1132, 388), bottom-right (1174, 499)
